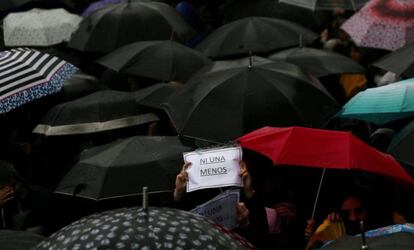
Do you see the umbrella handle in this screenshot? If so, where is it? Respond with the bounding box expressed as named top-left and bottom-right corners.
top-left (311, 168), bottom-right (326, 220)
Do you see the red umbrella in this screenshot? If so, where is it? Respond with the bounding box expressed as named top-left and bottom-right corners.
top-left (237, 126), bottom-right (414, 187)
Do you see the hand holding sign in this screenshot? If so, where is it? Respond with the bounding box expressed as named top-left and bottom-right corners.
top-left (173, 162), bottom-right (191, 202)
top-left (184, 146), bottom-right (243, 192)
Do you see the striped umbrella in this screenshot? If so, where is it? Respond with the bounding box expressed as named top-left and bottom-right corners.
top-left (0, 48), bottom-right (78, 114)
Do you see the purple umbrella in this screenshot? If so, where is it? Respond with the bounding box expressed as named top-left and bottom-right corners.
top-left (81, 0), bottom-right (124, 17)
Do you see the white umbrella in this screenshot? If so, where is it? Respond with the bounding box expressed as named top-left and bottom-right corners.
top-left (3, 8), bottom-right (82, 47)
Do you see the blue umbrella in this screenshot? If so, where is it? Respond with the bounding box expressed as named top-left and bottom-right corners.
top-left (337, 78), bottom-right (414, 125)
top-left (81, 0), bottom-right (124, 17)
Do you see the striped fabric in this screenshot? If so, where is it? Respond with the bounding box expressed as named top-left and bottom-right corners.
top-left (0, 48), bottom-right (78, 114)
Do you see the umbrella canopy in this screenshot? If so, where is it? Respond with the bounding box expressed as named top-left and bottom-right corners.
top-left (220, 0), bottom-right (329, 31)
top-left (3, 8), bottom-right (82, 47)
top-left (341, 0), bottom-right (414, 51)
top-left (163, 60), bottom-right (339, 142)
top-left (81, 0), bottom-right (123, 17)
top-left (195, 16), bottom-right (318, 59)
top-left (268, 47), bottom-right (365, 77)
top-left (54, 136), bottom-right (191, 200)
top-left (35, 206), bottom-right (256, 249)
top-left (322, 224), bottom-right (414, 249)
top-left (237, 126), bottom-right (414, 187)
top-left (69, 0), bottom-right (196, 53)
top-left (60, 72), bottom-right (103, 101)
top-left (372, 42), bottom-right (414, 77)
top-left (97, 40), bottom-right (211, 82)
top-left (337, 78), bottom-right (414, 125)
top-left (278, 0), bottom-right (368, 11)
top-left (0, 0), bottom-right (30, 11)
top-left (134, 82), bottom-right (182, 110)
top-left (0, 48), bottom-right (78, 114)
top-left (0, 230), bottom-right (45, 250)
top-left (32, 90), bottom-right (159, 136)
top-left (388, 120), bottom-right (414, 168)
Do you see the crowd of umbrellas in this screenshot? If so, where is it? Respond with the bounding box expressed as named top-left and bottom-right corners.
top-left (2, 0), bottom-right (414, 249)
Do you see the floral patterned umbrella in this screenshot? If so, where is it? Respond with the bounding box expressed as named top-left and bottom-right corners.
top-left (34, 207), bottom-right (256, 249)
top-left (341, 0), bottom-right (414, 51)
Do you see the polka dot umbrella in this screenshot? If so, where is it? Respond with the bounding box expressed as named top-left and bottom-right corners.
top-left (34, 206), bottom-right (256, 250)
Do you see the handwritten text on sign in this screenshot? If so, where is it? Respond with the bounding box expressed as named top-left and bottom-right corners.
top-left (184, 146), bottom-right (243, 192)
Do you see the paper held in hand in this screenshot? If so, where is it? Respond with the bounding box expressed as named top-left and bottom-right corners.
top-left (183, 146), bottom-right (243, 192)
top-left (190, 189), bottom-right (240, 229)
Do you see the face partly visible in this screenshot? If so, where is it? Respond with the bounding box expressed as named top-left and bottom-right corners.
top-left (341, 196), bottom-right (366, 222)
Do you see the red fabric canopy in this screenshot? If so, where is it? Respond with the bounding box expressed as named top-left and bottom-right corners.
top-left (238, 126), bottom-right (414, 187)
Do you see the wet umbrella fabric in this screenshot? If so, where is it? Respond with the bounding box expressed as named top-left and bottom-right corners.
top-left (337, 78), bottom-right (414, 125)
top-left (341, 0), bottom-right (414, 51)
top-left (195, 16), bottom-right (318, 59)
top-left (97, 40), bottom-right (211, 82)
top-left (372, 43), bottom-right (414, 77)
top-left (0, 48), bottom-right (78, 114)
top-left (0, 0), bottom-right (30, 11)
top-left (134, 82), bottom-right (182, 110)
top-left (3, 8), bottom-right (82, 47)
top-left (278, 0), bottom-right (368, 11)
top-left (388, 120), bottom-right (414, 170)
top-left (220, 0), bottom-right (329, 31)
top-left (81, 0), bottom-right (124, 17)
top-left (35, 207), bottom-right (256, 249)
top-left (268, 47), bottom-right (365, 77)
top-left (163, 61), bottom-right (339, 142)
top-left (237, 126), bottom-right (414, 187)
top-left (54, 136), bottom-right (191, 200)
top-left (69, 0), bottom-right (196, 53)
top-left (60, 72), bottom-right (102, 101)
top-left (33, 90), bottom-right (159, 136)
top-left (0, 230), bottom-right (45, 250)
top-left (321, 224), bottom-right (414, 249)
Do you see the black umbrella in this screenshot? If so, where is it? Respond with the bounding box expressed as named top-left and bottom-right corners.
top-left (372, 43), bottom-right (414, 77)
top-left (68, 0), bottom-right (196, 53)
top-left (33, 90), bottom-right (159, 136)
top-left (97, 40), bottom-right (211, 82)
top-left (0, 0), bottom-right (29, 11)
top-left (195, 16), bottom-right (318, 59)
top-left (0, 230), bottom-right (45, 250)
top-left (278, 0), bottom-right (368, 11)
top-left (220, 0), bottom-right (329, 31)
top-left (269, 47), bottom-right (366, 77)
top-left (60, 72), bottom-right (103, 101)
top-left (35, 206), bottom-right (256, 249)
top-left (134, 82), bottom-right (183, 110)
top-left (54, 136), bottom-right (192, 200)
top-left (388, 120), bottom-right (414, 176)
top-left (163, 60), bottom-right (339, 142)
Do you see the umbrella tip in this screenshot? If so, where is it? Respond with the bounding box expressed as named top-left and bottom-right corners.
top-left (142, 186), bottom-right (148, 211)
top-left (360, 220), bottom-right (368, 249)
top-left (299, 34), bottom-right (304, 48)
top-left (248, 51), bottom-right (253, 70)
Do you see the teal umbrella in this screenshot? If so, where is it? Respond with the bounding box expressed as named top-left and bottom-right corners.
top-left (337, 78), bottom-right (414, 124)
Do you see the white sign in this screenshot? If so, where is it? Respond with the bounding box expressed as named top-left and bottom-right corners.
top-left (191, 189), bottom-right (240, 229)
top-left (184, 146), bottom-right (243, 192)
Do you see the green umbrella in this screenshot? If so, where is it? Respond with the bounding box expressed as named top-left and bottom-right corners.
top-left (337, 78), bottom-right (414, 124)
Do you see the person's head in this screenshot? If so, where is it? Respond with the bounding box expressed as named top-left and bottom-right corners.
top-left (340, 195), bottom-right (367, 235)
top-left (340, 195), bottom-right (367, 222)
